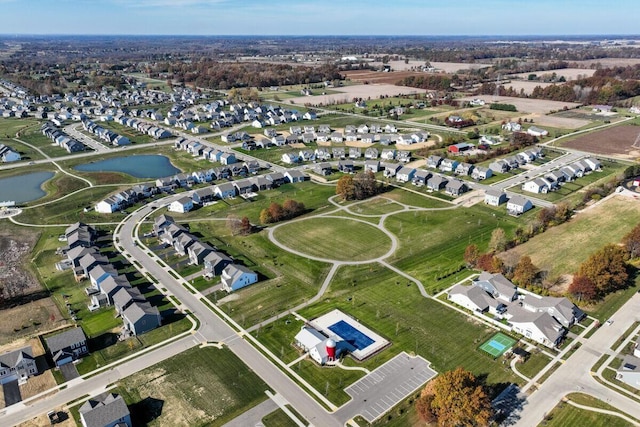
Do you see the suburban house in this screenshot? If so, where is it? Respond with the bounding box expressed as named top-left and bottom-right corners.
top-left (285, 170), bottom-right (308, 183)
top-left (314, 162), bottom-right (332, 176)
top-left (168, 197), bottom-right (194, 213)
top-left (79, 393), bottom-right (132, 427)
top-left (445, 179), bottom-right (468, 196)
top-left (439, 158), bottom-right (459, 173)
top-left (113, 287), bottom-right (146, 315)
top-left (0, 346), bottom-right (38, 384)
top-left (616, 355), bottom-right (640, 390)
top-left (472, 166), bottom-right (493, 180)
top-left (412, 170), bottom-right (432, 186)
top-left (502, 122), bottom-right (522, 132)
top-left (509, 311), bottom-right (566, 347)
top-left (396, 167), bottom-right (416, 183)
top-left (45, 327), bottom-right (89, 366)
top-left (221, 264), bottom-right (258, 292)
top-left (489, 159), bottom-right (510, 173)
top-left (427, 174), bottom-right (447, 191)
top-left (522, 178), bottom-right (551, 194)
top-left (484, 189), bottom-right (508, 206)
top-left (337, 160), bottom-right (355, 174)
top-left (507, 195), bottom-right (533, 215)
top-left (204, 251), bottom-right (233, 277)
top-left (96, 275), bottom-right (131, 307)
top-left (364, 160), bottom-right (381, 173)
top-left (122, 302), bottom-right (161, 335)
top-left (455, 162), bottom-right (474, 176)
top-left (281, 152), bottom-right (300, 164)
top-left (188, 241), bottom-right (215, 265)
top-left (192, 187), bottom-right (216, 205)
top-left (0, 144), bottom-right (21, 162)
top-left (214, 182), bottom-right (237, 199)
top-left (426, 155), bottom-right (443, 169)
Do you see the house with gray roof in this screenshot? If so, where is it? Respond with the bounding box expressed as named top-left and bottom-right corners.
top-left (427, 174), bottom-right (447, 191)
top-left (122, 301), bottom-right (161, 335)
top-left (45, 327), bottom-right (88, 366)
top-left (616, 355), bottom-right (640, 390)
top-left (484, 188), bottom-right (507, 206)
top-left (97, 275), bottom-right (131, 307)
top-left (221, 264), bottom-right (258, 292)
top-left (188, 241), bottom-right (215, 265)
top-left (204, 251), bottom-right (233, 277)
top-left (520, 294), bottom-right (585, 328)
top-left (475, 272), bottom-right (518, 302)
top-left (79, 393), bottom-right (132, 427)
top-left (113, 287), bottom-right (146, 315)
top-left (507, 195), bottom-right (533, 215)
top-left (0, 346), bottom-right (37, 384)
top-left (445, 179), bottom-right (468, 196)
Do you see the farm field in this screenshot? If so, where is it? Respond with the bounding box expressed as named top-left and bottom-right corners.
top-left (561, 125), bottom-right (640, 158)
top-left (106, 347), bottom-right (270, 427)
top-left (458, 95), bottom-right (581, 115)
top-left (500, 195), bottom-right (640, 281)
top-left (272, 217), bottom-right (393, 262)
top-left (509, 68), bottom-right (597, 81)
top-left (286, 83), bottom-right (428, 106)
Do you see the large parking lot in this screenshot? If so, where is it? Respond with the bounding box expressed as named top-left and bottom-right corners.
top-left (335, 352), bottom-right (437, 423)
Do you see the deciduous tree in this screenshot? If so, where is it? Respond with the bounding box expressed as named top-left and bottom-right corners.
top-left (463, 244), bottom-right (479, 268)
top-left (239, 216), bottom-right (252, 235)
top-left (488, 228), bottom-right (507, 253)
top-left (577, 244), bottom-right (629, 295)
top-left (623, 223), bottom-right (640, 258)
top-left (419, 367), bottom-right (493, 427)
top-left (336, 175), bottom-right (355, 201)
top-left (259, 208), bottom-right (273, 224)
top-left (513, 256), bottom-right (538, 288)
top-left (268, 202), bottom-right (285, 222)
top-left (568, 275), bottom-right (598, 302)
top-left (226, 214), bottom-right (241, 235)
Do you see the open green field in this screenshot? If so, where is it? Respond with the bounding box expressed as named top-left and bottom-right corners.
top-left (272, 216), bottom-right (393, 261)
top-left (346, 197), bottom-right (406, 216)
top-left (517, 351), bottom-right (553, 379)
top-left (385, 203), bottom-right (524, 294)
top-left (1, 137), bottom-right (46, 161)
top-left (543, 393), bottom-right (635, 427)
top-left (0, 117), bottom-right (40, 138)
top-left (107, 346), bottom-right (270, 427)
top-left (18, 126), bottom-right (80, 158)
top-left (91, 120), bottom-right (155, 144)
top-left (500, 195), bottom-right (640, 280)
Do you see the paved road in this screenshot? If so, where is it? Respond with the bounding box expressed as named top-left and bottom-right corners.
top-left (511, 293), bottom-right (640, 427)
top-left (115, 200), bottom-right (342, 427)
top-left (0, 335), bottom-right (199, 426)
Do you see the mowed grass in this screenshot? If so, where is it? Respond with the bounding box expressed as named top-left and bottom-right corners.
top-left (385, 204), bottom-right (522, 293)
top-left (346, 197), bottom-right (405, 216)
top-left (544, 393), bottom-right (635, 427)
top-left (112, 346), bottom-right (270, 427)
top-left (293, 264), bottom-right (521, 391)
top-left (272, 217), bottom-right (392, 261)
top-left (501, 196), bottom-right (640, 280)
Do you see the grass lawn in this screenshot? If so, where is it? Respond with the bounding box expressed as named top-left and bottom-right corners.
top-left (262, 409), bottom-right (299, 427)
top-left (543, 393), bottom-right (635, 427)
top-left (2, 137), bottom-right (46, 161)
top-left (346, 197), bottom-right (406, 216)
top-left (272, 216), bottom-right (393, 261)
top-left (385, 204), bottom-right (523, 294)
top-left (517, 351), bottom-right (552, 379)
top-left (104, 346), bottom-right (270, 427)
top-left (291, 359), bottom-right (366, 405)
top-left (500, 195), bottom-right (640, 281)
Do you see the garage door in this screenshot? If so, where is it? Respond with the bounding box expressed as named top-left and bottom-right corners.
top-left (0, 374), bottom-right (18, 385)
top-left (56, 356), bottom-right (73, 366)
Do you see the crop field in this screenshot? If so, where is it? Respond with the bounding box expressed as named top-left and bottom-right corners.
top-left (286, 83), bottom-right (428, 106)
top-left (109, 347), bottom-right (270, 427)
top-left (500, 196), bottom-right (640, 281)
top-left (509, 68), bottom-right (597, 81)
top-left (458, 95), bottom-right (581, 115)
top-left (272, 217), bottom-right (393, 262)
top-left (561, 125), bottom-right (640, 158)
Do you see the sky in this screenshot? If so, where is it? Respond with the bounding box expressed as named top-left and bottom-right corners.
top-left (0, 0), bottom-right (638, 36)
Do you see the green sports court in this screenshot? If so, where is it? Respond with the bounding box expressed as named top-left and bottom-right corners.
top-left (480, 332), bottom-right (517, 358)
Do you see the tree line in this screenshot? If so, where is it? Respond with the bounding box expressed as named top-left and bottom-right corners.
top-left (335, 171), bottom-right (383, 201)
top-left (259, 199), bottom-right (306, 224)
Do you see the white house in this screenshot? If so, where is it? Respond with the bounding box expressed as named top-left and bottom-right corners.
top-left (0, 144), bottom-right (21, 162)
top-left (396, 167), bottom-right (416, 183)
top-left (168, 197), bottom-right (194, 213)
top-left (522, 178), bottom-right (550, 194)
top-left (221, 264), bottom-right (258, 292)
top-left (527, 126), bottom-right (549, 137)
top-left (484, 189), bottom-right (507, 206)
top-left (507, 195), bottom-right (533, 215)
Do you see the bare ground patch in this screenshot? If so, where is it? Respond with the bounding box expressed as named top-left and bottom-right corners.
top-left (458, 95), bottom-right (581, 115)
top-left (0, 298), bottom-right (67, 346)
top-left (287, 83), bottom-right (427, 106)
top-left (561, 125), bottom-right (640, 158)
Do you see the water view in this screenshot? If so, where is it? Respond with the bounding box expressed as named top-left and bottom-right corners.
top-left (74, 155), bottom-right (181, 178)
top-left (0, 171), bottom-right (55, 204)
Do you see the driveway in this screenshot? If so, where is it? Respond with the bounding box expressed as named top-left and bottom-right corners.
top-left (2, 380), bottom-right (22, 406)
top-left (59, 363), bottom-right (80, 381)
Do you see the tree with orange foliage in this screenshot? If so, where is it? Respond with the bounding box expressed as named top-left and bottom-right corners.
top-left (416, 367), bottom-right (493, 427)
